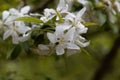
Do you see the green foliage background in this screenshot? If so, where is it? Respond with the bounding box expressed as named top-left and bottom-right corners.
top-left (0, 0), bottom-right (120, 80)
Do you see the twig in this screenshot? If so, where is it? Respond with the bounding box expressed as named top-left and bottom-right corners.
top-left (17, 0), bottom-right (27, 9)
top-left (30, 0), bottom-right (55, 13)
top-left (21, 0), bottom-right (27, 5)
top-left (93, 35), bottom-right (120, 80)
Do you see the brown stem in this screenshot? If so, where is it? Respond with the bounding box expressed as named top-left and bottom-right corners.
top-left (93, 35), bottom-right (120, 80)
top-left (17, 0), bottom-right (27, 9)
top-left (30, 0), bottom-right (55, 13)
top-left (21, 0), bottom-right (27, 5)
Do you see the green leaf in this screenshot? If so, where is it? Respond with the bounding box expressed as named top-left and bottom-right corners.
top-left (83, 22), bottom-right (98, 27)
top-left (22, 41), bottom-right (31, 55)
top-left (15, 17), bottom-right (43, 23)
top-left (8, 45), bottom-right (21, 60)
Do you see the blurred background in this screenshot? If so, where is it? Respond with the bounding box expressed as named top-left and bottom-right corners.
top-left (0, 0), bottom-right (120, 80)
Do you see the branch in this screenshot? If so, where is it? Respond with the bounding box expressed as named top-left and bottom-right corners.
top-left (21, 0), bottom-right (27, 5)
top-left (17, 0), bottom-right (27, 9)
top-left (30, 0), bottom-right (55, 13)
top-left (93, 35), bottom-right (120, 80)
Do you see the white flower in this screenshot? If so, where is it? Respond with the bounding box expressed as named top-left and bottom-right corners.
top-left (114, 0), bottom-right (120, 12)
top-left (3, 21), bottom-right (31, 44)
top-left (103, 0), bottom-right (118, 23)
top-left (47, 27), bottom-right (79, 55)
top-left (40, 9), bottom-right (56, 23)
top-left (65, 7), bottom-right (87, 34)
top-left (3, 29), bottom-right (19, 44)
top-left (40, 0), bottom-right (69, 22)
top-left (2, 6), bottom-right (31, 44)
top-left (103, 0), bottom-right (116, 15)
top-left (64, 7), bottom-right (89, 47)
top-left (56, 0), bottom-right (69, 14)
top-left (2, 6), bottom-right (30, 25)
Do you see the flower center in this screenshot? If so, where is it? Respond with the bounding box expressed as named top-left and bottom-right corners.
top-left (55, 37), bottom-right (65, 45)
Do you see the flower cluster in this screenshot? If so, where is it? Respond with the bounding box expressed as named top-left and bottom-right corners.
top-left (95, 0), bottom-right (120, 23)
top-left (1, 6), bottom-right (31, 44)
top-left (0, 0), bottom-right (90, 56)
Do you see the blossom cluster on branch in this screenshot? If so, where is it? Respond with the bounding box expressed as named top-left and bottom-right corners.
top-left (0, 0), bottom-right (120, 56)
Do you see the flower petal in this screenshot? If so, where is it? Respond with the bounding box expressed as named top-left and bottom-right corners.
top-left (14, 21), bottom-right (31, 34)
top-left (76, 7), bottom-right (86, 20)
top-left (56, 46), bottom-right (64, 55)
top-left (20, 6), bottom-right (30, 14)
top-left (77, 0), bottom-right (88, 5)
top-left (65, 13), bottom-right (75, 21)
top-left (76, 40), bottom-right (90, 47)
top-left (2, 11), bottom-right (10, 21)
top-left (65, 27), bottom-right (75, 41)
top-left (9, 8), bottom-right (19, 15)
top-left (78, 35), bottom-right (86, 42)
top-left (67, 43), bottom-right (80, 50)
top-left (19, 33), bottom-right (30, 42)
top-left (57, 0), bottom-right (66, 11)
top-left (114, 1), bottom-right (120, 12)
top-left (3, 30), bottom-right (12, 40)
top-left (12, 31), bottom-right (19, 44)
top-left (47, 33), bottom-right (56, 43)
top-left (56, 23), bottom-right (70, 31)
top-left (41, 8), bottom-right (56, 22)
